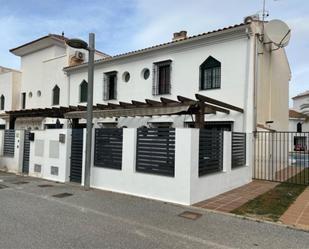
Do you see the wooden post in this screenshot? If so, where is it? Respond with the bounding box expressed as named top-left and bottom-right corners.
top-left (194, 102), bottom-right (205, 128)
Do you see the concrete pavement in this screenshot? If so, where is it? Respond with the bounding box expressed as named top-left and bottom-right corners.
top-left (0, 172), bottom-right (308, 249)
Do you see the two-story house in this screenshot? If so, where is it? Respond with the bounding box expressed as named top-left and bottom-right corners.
top-left (63, 18), bottom-right (291, 133)
top-left (4, 17), bottom-right (291, 133)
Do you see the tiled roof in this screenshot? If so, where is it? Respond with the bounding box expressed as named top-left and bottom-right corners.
top-left (289, 109), bottom-right (308, 119)
top-left (64, 23), bottom-right (247, 70)
top-left (292, 90), bottom-right (309, 99)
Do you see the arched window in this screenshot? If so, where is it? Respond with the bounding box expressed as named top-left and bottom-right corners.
top-left (297, 122), bottom-right (302, 133)
top-left (52, 85), bottom-right (60, 106)
top-left (80, 80), bottom-right (88, 103)
top-left (199, 56), bottom-right (221, 90)
top-left (0, 95), bottom-right (5, 110)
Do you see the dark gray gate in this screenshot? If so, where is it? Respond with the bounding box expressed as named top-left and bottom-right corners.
top-left (3, 130), bottom-right (15, 157)
top-left (22, 131), bottom-right (30, 174)
top-left (254, 132), bottom-right (309, 185)
top-left (199, 129), bottom-right (223, 176)
top-left (70, 129), bottom-right (84, 183)
top-left (94, 128), bottom-right (123, 170)
top-left (136, 128), bottom-right (175, 177)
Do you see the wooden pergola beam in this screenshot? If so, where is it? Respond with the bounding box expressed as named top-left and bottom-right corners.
top-left (177, 95), bottom-right (196, 104)
top-left (160, 97), bottom-right (179, 104)
top-left (195, 94), bottom-right (244, 113)
top-left (145, 99), bottom-right (162, 106)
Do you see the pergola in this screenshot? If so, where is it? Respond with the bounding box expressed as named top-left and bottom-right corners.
top-left (1, 94), bottom-right (243, 129)
top-left (64, 94), bottom-right (244, 128)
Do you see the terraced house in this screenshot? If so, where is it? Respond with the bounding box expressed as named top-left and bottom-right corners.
top-left (0, 16), bottom-right (293, 205)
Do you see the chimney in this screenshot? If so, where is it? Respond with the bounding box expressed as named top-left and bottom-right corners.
top-left (172, 30), bottom-right (187, 41)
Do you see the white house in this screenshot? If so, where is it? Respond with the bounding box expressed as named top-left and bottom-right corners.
top-left (63, 18), bottom-right (291, 133)
top-left (289, 91), bottom-right (309, 151)
top-left (0, 17), bottom-right (294, 205)
top-left (0, 66), bottom-right (21, 129)
top-left (8, 34), bottom-right (108, 129)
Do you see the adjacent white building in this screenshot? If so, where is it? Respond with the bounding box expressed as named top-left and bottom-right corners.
top-left (0, 66), bottom-right (21, 129)
top-left (8, 34), bottom-right (108, 129)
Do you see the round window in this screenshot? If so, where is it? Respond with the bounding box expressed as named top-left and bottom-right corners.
top-left (37, 90), bottom-right (41, 97)
top-left (122, 72), bottom-right (130, 82)
top-left (28, 92), bottom-right (33, 98)
top-left (142, 68), bottom-right (150, 80)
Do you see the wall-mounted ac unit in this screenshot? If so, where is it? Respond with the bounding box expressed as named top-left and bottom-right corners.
top-left (74, 51), bottom-right (85, 60)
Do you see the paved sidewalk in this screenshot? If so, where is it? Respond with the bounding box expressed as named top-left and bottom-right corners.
top-left (194, 180), bottom-right (278, 212)
top-left (280, 187), bottom-right (309, 230)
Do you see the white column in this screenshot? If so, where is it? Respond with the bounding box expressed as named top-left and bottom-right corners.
top-left (223, 131), bottom-right (232, 173)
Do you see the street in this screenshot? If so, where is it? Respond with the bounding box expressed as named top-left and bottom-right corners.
top-left (0, 172), bottom-right (308, 249)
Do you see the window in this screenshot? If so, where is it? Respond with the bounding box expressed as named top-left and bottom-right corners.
top-left (297, 122), bottom-right (302, 133)
top-left (0, 95), bottom-right (4, 110)
top-left (37, 90), bottom-right (41, 97)
top-left (52, 85), bottom-right (60, 105)
top-left (142, 68), bottom-right (150, 80)
top-left (153, 60), bottom-right (172, 95)
top-left (122, 72), bottom-right (130, 82)
top-left (21, 92), bottom-right (26, 109)
top-left (199, 56), bottom-right (221, 90)
top-left (80, 80), bottom-right (88, 103)
top-left (103, 71), bottom-right (117, 100)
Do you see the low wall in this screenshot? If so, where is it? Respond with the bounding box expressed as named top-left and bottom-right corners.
top-left (90, 129), bottom-right (252, 205)
top-left (29, 129), bottom-right (72, 182)
top-left (0, 130), bottom-right (24, 173)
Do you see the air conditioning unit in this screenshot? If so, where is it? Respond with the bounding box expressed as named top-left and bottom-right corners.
top-left (74, 51), bottom-right (85, 60)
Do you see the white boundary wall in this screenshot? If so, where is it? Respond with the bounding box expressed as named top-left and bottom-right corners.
top-left (29, 129), bottom-right (72, 182)
top-left (90, 128), bottom-right (252, 205)
top-left (0, 130), bottom-right (24, 173)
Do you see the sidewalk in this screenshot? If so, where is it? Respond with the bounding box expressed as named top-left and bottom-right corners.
top-left (280, 187), bottom-right (309, 230)
top-left (194, 180), bottom-right (278, 212)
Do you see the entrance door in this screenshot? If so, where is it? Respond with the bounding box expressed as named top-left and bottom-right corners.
top-left (70, 129), bottom-right (84, 183)
top-left (22, 131), bottom-right (30, 174)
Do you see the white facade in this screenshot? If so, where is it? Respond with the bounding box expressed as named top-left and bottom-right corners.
top-left (9, 34), bottom-right (108, 129)
top-left (0, 67), bottom-right (21, 128)
top-left (64, 20), bottom-right (290, 132)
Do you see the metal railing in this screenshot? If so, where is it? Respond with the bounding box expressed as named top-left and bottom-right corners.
top-left (254, 132), bottom-right (309, 185)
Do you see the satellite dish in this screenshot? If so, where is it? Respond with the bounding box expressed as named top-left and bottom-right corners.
top-left (264, 19), bottom-right (291, 47)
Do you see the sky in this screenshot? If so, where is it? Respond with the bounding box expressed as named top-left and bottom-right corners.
top-left (0, 0), bottom-right (308, 105)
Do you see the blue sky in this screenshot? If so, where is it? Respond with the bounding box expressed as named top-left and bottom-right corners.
top-left (0, 0), bottom-right (308, 104)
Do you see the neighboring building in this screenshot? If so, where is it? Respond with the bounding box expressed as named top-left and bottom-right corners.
top-left (289, 91), bottom-right (309, 151)
top-left (0, 66), bottom-right (22, 129)
top-left (8, 34), bottom-right (108, 129)
top-left (292, 90), bottom-right (309, 115)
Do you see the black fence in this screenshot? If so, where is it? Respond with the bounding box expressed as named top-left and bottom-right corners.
top-left (254, 132), bottom-right (309, 185)
top-left (232, 132), bottom-right (246, 169)
top-left (94, 128), bottom-right (123, 170)
top-left (136, 128), bottom-right (175, 177)
top-left (3, 130), bottom-right (15, 157)
top-left (199, 130), bottom-right (223, 176)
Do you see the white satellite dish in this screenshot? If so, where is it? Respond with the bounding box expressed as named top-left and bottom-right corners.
top-left (264, 19), bottom-right (291, 47)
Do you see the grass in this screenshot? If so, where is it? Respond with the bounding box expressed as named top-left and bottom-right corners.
top-left (232, 168), bottom-right (309, 221)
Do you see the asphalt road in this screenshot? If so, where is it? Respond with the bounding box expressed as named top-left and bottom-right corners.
top-left (0, 172), bottom-right (308, 249)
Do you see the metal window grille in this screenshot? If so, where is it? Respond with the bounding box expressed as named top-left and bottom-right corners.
top-left (103, 72), bottom-right (117, 100)
top-left (94, 128), bottom-right (123, 170)
top-left (3, 130), bottom-right (15, 157)
top-left (136, 128), bottom-right (175, 177)
top-left (232, 132), bottom-right (246, 169)
top-left (152, 60), bottom-right (172, 95)
top-left (199, 129), bottom-right (223, 176)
